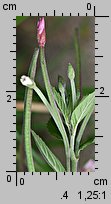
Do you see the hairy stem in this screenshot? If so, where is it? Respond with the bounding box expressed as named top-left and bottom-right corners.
top-left (40, 48), bottom-right (70, 171)
top-left (70, 136), bottom-right (78, 172)
top-left (23, 48), bottom-right (39, 172)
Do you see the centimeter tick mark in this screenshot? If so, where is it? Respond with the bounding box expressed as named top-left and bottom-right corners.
top-left (95, 95), bottom-right (109, 98)
top-left (56, 172), bottom-right (58, 180)
top-left (95, 55), bottom-right (103, 58)
top-left (95, 135), bottom-right (103, 138)
top-left (6, 91), bottom-right (16, 93)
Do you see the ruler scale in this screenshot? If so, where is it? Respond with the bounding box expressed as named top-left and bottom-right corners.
top-left (0, 0), bottom-right (111, 203)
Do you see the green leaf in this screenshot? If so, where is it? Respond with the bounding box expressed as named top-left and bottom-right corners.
top-left (32, 130), bottom-right (65, 172)
top-left (32, 150), bottom-right (53, 172)
top-left (75, 107), bottom-right (94, 158)
top-left (71, 92), bottom-right (95, 128)
top-left (52, 87), bottom-right (69, 123)
top-left (47, 117), bottom-right (63, 140)
top-left (79, 137), bottom-right (95, 152)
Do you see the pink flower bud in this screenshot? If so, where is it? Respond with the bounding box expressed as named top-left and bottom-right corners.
top-left (37, 17), bottom-right (46, 47)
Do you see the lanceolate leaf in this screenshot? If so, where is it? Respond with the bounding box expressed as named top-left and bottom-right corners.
top-left (32, 130), bottom-right (65, 172)
top-left (32, 150), bottom-right (53, 172)
top-left (71, 92), bottom-right (95, 129)
top-left (75, 108), bottom-right (94, 158)
top-left (47, 117), bottom-right (63, 140)
top-left (79, 137), bottom-right (95, 152)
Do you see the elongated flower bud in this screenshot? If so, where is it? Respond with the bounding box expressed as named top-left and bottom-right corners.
top-left (20, 75), bottom-right (35, 88)
top-left (37, 17), bottom-right (46, 47)
top-left (68, 63), bottom-right (75, 80)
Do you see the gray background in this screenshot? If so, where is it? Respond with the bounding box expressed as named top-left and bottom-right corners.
top-left (0, 0), bottom-right (111, 203)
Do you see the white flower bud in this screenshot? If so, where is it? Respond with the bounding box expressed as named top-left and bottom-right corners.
top-left (20, 75), bottom-right (34, 87)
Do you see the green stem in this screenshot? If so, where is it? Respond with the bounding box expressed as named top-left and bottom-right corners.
top-left (72, 125), bottom-right (78, 150)
top-left (71, 151), bottom-right (78, 172)
top-left (70, 136), bottom-right (78, 172)
top-left (40, 48), bottom-right (70, 171)
top-left (23, 48), bottom-right (39, 172)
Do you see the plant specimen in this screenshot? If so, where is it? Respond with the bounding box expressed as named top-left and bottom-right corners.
top-left (20, 17), bottom-right (95, 172)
